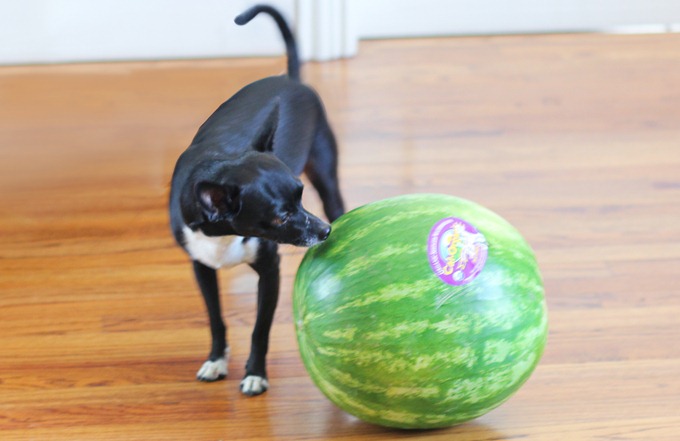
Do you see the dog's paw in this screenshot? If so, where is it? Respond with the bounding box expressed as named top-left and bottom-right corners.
top-left (240, 375), bottom-right (269, 396)
top-left (196, 348), bottom-right (230, 382)
top-left (197, 358), bottom-right (227, 381)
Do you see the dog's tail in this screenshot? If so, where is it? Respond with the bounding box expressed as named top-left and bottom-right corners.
top-left (235, 4), bottom-right (300, 81)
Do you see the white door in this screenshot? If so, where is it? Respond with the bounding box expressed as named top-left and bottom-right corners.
top-left (305, 0), bottom-right (680, 60)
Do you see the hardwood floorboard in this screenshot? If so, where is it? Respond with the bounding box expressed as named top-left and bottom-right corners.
top-left (1, 33), bottom-right (679, 440)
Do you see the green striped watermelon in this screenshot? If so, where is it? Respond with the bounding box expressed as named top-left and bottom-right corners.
top-left (293, 194), bottom-right (547, 429)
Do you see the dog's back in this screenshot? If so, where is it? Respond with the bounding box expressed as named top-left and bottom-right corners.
top-left (189, 77), bottom-right (323, 159)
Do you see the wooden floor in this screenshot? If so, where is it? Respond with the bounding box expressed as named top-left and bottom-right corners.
top-left (1, 33), bottom-right (679, 440)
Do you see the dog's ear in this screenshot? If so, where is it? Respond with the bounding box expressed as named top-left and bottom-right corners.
top-left (196, 182), bottom-right (241, 222)
top-left (253, 101), bottom-right (280, 153)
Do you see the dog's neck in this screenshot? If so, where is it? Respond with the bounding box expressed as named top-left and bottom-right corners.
top-left (182, 225), bottom-right (259, 270)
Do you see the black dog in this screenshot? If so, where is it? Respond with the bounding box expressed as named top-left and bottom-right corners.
top-left (169, 4), bottom-right (344, 396)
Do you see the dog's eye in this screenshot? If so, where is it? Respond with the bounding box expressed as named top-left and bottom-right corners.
top-left (271, 213), bottom-right (290, 227)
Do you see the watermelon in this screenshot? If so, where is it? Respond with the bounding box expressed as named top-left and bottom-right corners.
top-left (293, 194), bottom-right (548, 429)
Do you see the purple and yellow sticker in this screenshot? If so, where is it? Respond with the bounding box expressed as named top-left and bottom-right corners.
top-left (427, 217), bottom-right (488, 286)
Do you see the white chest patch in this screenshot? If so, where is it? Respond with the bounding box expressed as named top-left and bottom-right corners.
top-left (182, 226), bottom-right (260, 270)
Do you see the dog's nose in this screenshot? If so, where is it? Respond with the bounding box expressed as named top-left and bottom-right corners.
top-left (319, 225), bottom-right (331, 241)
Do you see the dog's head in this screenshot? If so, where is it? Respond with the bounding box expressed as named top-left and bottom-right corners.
top-left (193, 153), bottom-right (330, 247)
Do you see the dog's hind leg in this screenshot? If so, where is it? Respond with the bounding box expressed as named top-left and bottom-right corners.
top-left (305, 122), bottom-right (346, 222)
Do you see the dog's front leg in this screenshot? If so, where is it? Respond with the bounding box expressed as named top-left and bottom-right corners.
top-left (241, 241), bottom-right (280, 396)
top-left (193, 260), bottom-right (230, 382)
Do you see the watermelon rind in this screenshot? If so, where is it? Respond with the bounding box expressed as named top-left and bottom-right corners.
top-left (294, 194), bottom-right (548, 429)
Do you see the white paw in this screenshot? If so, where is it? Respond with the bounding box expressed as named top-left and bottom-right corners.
top-left (196, 348), bottom-right (230, 382)
top-left (240, 375), bottom-right (269, 396)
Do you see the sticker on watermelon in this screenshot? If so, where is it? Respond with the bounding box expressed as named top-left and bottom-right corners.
top-left (428, 217), bottom-right (488, 285)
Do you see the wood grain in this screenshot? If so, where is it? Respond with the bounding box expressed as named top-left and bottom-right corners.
top-left (1, 33), bottom-right (679, 440)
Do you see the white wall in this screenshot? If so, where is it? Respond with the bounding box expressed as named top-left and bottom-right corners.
top-left (0, 0), bottom-right (295, 65)
top-left (351, 0), bottom-right (680, 39)
top-left (1, 0), bottom-right (680, 65)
